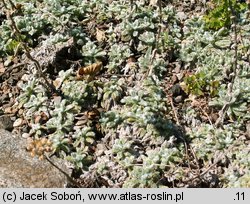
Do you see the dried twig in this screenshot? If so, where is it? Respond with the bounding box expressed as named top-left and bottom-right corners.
top-left (0, 62), bottom-right (26, 75)
top-left (45, 155), bottom-right (82, 188)
top-left (183, 140), bottom-right (237, 185)
top-left (168, 95), bottom-right (180, 125)
top-left (183, 160), bottom-right (219, 184)
top-left (168, 95), bottom-right (200, 173)
top-left (130, 0), bottom-right (133, 11)
top-left (148, 0), bottom-right (163, 77)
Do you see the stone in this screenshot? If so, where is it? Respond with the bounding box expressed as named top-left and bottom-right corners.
top-left (29, 37), bottom-right (79, 75)
top-left (0, 129), bottom-right (70, 187)
top-left (171, 84), bottom-right (186, 97)
top-left (0, 115), bottom-right (13, 131)
top-left (21, 132), bottom-right (30, 138)
top-left (176, 11), bottom-right (187, 21)
top-left (174, 95), bottom-right (184, 103)
top-left (0, 93), bottom-right (9, 103)
top-left (13, 118), bottom-right (23, 127)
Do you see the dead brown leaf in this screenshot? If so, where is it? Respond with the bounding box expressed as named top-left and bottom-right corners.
top-left (87, 108), bottom-right (100, 120)
top-left (96, 28), bottom-right (106, 42)
top-left (0, 62), bottom-right (5, 73)
top-left (53, 78), bottom-right (63, 89)
top-left (77, 61), bottom-right (102, 77)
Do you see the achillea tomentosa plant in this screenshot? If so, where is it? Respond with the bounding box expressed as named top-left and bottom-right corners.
top-left (112, 137), bottom-right (135, 168)
top-left (180, 14), bottom-right (250, 121)
top-left (61, 80), bottom-right (97, 107)
top-left (66, 127), bottom-right (96, 169)
top-left (46, 99), bottom-right (78, 133)
top-left (81, 41), bottom-right (106, 63)
top-left (17, 69), bottom-right (98, 167)
top-left (107, 43), bottom-right (131, 73)
top-left (100, 78), bottom-right (171, 138)
top-left (121, 79), bottom-right (167, 127)
top-left (222, 145), bottom-right (250, 187)
top-left (13, 0), bottom-right (181, 184)
top-left (123, 142), bottom-right (183, 188)
top-left (3, 0), bottom-right (249, 187)
top-left (138, 47), bottom-right (167, 77)
top-left (18, 78), bottom-right (46, 105)
top-left (120, 8), bottom-right (156, 41)
top-left (0, 0), bottom-right (91, 55)
top-left (43, 100), bottom-right (78, 153)
top-left (101, 77), bottom-right (125, 110)
top-left (209, 79), bottom-right (250, 120)
top-left (17, 78), bottom-right (50, 119)
top-left (186, 122), bottom-right (250, 187)
top-left (188, 124), bottom-right (236, 160)
top-left (98, 76), bottom-right (179, 187)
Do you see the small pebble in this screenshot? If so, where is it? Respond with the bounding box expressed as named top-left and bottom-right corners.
top-left (22, 133), bottom-right (30, 138)
top-left (13, 118), bottom-right (23, 127)
top-left (0, 94), bottom-right (9, 102)
top-left (18, 108), bottom-right (24, 115)
top-left (4, 107), bottom-right (12, 114)
top-left (21, 74), bottom-right (30, 82)
top-left (0, 115), bottom-right (13, 130)
top-left (174, 95), bottom-right (184, 103)
top-left (95, 149), bottom-right (104, 157)
top-left (4, 106), bottom-right (18, 114)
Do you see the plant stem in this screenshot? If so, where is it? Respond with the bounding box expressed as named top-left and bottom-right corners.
top-left (215, 0), bottom-right (239, 126)
top-left (148, 0), bottom-right (163, 77)
top-left (45, 155), bottom-right (82, 188)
